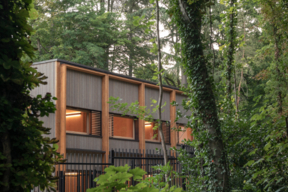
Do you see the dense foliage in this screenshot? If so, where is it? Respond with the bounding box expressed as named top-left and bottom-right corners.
top-left (87, 164), bottom-right (182, 192)
top-left (3, 0), bottom-right (288, 191)
top-left (0, 0), bottom-right (62, 191)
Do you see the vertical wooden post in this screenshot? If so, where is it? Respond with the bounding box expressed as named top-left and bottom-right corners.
top-left (138, 83), bottom-right (145, 154)
top-left (102, 75), bottom-right (109, 162)
top-left (170, 91), bottom-right (177, 149)
top-left (56, 62), bottom-right (61, 152)
top-left (59, 64), bottom-right (67, 158)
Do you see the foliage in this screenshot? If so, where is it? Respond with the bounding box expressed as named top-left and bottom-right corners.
top-left (0, 0), bottom-right (63, 191)
top-left (86, 164), bottom-right (182, 192)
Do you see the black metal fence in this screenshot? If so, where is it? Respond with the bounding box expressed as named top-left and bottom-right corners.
top-left (32, 147), bottom-right (194, 192)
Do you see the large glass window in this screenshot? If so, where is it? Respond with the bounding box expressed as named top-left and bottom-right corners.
top-left (66, 109), bottom-right (87, 133)
top-left (66, 109), bottom-right (101, 136)
top-left (145, 121), bottom-right (158, 141)
top-left (109, 114), bottom-right (135, 139)
top-left (177, 125), bottom-right (193, 144)
top-left (145, 121), bottom-right (170, 143)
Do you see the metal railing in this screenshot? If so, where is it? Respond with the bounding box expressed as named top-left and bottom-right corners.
top-left (33, 147), bottom-right (194, 192)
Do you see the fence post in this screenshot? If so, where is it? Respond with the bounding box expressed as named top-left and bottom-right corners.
top-left (111, 150), bottom-right (115, 165)
top-left (131, 159), bottom-right (135, 186)
top-left (59, 170), bottom-right (65, 192)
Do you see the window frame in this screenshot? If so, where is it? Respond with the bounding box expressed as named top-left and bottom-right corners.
top-left (109, 113), bottom-right (137, 140)
top-left (177, 124), bottom-right (192, 145)
top-left (66, 107), bottom-right (102, 137)
top-left (145, 120), bottom-right (170, 144)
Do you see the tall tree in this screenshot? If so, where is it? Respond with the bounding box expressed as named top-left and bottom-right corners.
top-left (155, 0), bottom-right (168, 168)
top-left (0, 0), bottom-right (62, 191)
top-left (169, 0), bottom-right (230, 191)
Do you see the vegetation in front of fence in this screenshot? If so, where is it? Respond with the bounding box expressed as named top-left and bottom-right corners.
top-left (86, 164), bottom-right (182, 192)
top-left (0, 0), bottom-right (63, 191)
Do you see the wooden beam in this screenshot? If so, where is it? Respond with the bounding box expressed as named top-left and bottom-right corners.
top-left (65, 64), bottom-right (106, 77)
top-left (170, 90), bottom-right (177, 149)
top-left (108, 75), bottom-right (141, 85)
top-left (59, 64), bottom-right (67, 158)
top-left (64, 63), bottom-right (181, 93)
top-left (102, 75), bottom-right (109, 162)
top-left (138, 83), bottom-right (145, 153)
top-left (144, 83), bottom-right (175, 92)
top-left (55, 62), bottom-right (61, 153)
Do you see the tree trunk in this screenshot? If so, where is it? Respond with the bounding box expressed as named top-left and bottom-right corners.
top-left (181, 66), bottom-right (187, 87)
top-left (177, 1), bottom-right (230, 191)
top-left (209, 5), bottom-right (216, 74)
top-left (156, 0), bottom-right (168, 169)
top-left (226, 0), bottom-right (236, 98)
top-left (236, 69), bottom-right (243, 109)
top-left (1, 132), bottom-right (11, 192)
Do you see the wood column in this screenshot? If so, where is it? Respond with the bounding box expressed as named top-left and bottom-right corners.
top-left (55, 62), bottom-right (61, 152)
top-left (102, 75), bottom-right (109, 162)
top-left (138, 83), bottom-right (145, 153)
top-left (170, 90), bottom-right (177, 149)
top-left (59, 64), bottom-right (67, 158)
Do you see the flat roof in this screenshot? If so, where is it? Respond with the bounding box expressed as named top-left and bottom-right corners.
top-left (33, 59), bottom-right (180, 91)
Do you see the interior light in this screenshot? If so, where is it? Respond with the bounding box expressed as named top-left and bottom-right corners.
top-left (66, 114), bottom-right (81, 117)
top-left (66, 111), bottom-right (81, 115)
top-left (65, 172), bottom-right (78, 176)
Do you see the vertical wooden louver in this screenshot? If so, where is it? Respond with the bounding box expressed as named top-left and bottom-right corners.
top-left (162, 121), bottom-right (170, 144)
top-left (91, 111), bottom-right (101, 136)
top-left (109, 114), bottom-right (114, 137)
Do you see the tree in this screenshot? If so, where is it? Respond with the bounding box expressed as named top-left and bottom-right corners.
top-left (0, 0), bottom-right (62, 191)
top-left (169, 0), bottom-right (230, 191)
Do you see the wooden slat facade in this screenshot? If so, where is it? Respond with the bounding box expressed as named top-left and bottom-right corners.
top-left (145, 142), bottom-right (171, 151)
top-left (109, 79), bottom-right (138, 116)
top-left (145, 87), bottom-right (170, 121)
top-left (31, 61), bottom-right (57, 139)
top-left (109, 139), bottom-right (139, 151)
top-left (32, 59), bottom-right (188, 160)
top-left (66, 134), bottom-right (102, 151)
top-left (176, 94), bottom-right (190, 124)
top-left (66, 69), bottom-right (102, 111)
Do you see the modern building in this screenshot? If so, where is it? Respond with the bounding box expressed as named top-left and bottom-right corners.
top-left (31, 59), bottom-right (192, 164)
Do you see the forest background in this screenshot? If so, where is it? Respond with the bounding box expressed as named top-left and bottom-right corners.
top-left (19, 0), bottom-right (288, 191)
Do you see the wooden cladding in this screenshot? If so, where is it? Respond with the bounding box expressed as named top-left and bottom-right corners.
top-left (176, 94), bottom-right (190, 124)
top-left (66, 69), bottom-right (102, 111)
top-left (145, 87), bottom-right (170, 121)
top-left (109, 114), bottom-right (114, 137)
top-left (109, 79), bottom-right (139, 116)
top-left (91, 111), bottom-right (101, 136)
top-left (109, 114), bottom-right (138, 140)
top-left (162, 122), bottom-right (171, 144)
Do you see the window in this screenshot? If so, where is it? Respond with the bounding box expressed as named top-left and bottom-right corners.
top-left (66, 109), bottom-right (87, 133)
top-left (145, 121), bottom-right (170, 144)
top-left (177, 125), bottom-right (193, 144)
top-left (109, 114), bottom-right (135, 139)
top-left (66, 109), bottom-right (101, 136)
top-left (145, 121), bottom-right (158, 141)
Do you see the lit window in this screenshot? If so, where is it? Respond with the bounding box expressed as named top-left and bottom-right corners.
top-left (145, 121), bottom-right (170, 143)
top-left (178, 125), bottom-right (193, 144)
top-left (66, 109), bottom-right (101, 136)
top-left (109, 115), bottom-right (135, 139)
top-left (145, 121), bottom-right (158, 141)
top-left (66, 109), bottom-right (87, 133)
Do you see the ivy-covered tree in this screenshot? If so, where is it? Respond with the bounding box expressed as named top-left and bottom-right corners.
top-left (168, 0), bottom-right (230, 191)
top-left (0, 0), bottom-right (62, 191)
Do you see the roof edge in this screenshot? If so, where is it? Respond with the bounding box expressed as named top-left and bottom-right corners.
top-left (33, 59), bottom-right (180, 91)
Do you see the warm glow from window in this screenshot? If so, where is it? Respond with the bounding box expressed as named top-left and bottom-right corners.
top-left (113, 116), bottom-right (134, 139)
top-left (178, 125), bottom-right (192, 144)
top-left (145, 121), bottom-right (158, 141)
top-left (66, 109), bottom-right (87, 133)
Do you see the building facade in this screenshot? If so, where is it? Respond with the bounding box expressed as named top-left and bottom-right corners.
top-left (31, 59), bottom-right (192, 163)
